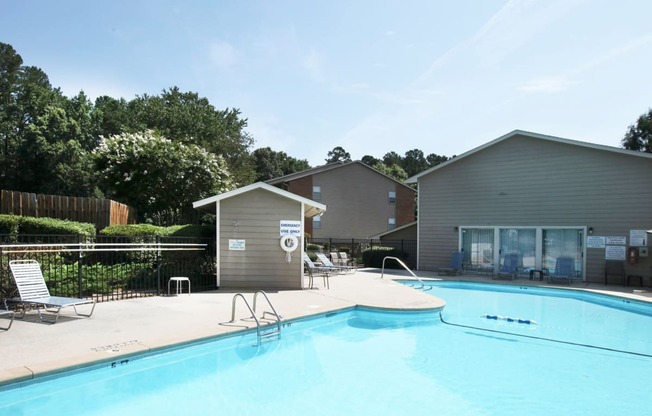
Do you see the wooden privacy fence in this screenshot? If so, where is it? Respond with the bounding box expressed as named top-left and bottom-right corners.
top-left (1, 190), bottom-right (137, 230)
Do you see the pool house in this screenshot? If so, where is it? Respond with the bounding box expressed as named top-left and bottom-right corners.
top-left (407, 130), bottom-right (652, 285)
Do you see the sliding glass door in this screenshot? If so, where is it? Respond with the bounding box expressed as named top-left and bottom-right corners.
top-left (499, 228), bottom-right (536, 276)
top-left (542, 228), bottom-right (583, 278)
top-left (461, 228), bottom-right (494, 272)
top-left (459, 226), bottom-right (584, 279)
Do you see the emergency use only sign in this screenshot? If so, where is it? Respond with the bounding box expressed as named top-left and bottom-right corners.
top-left (280, 220), bottom-right (302, 236)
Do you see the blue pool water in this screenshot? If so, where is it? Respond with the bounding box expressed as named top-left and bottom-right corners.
top-left (1, 282), bottom-right (651, 415)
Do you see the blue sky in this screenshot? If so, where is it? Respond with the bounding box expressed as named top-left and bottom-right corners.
top-left (2, 0), bottom-right (651, 166)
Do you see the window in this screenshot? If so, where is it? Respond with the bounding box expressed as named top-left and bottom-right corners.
top-left (388, 218), bottom-right (396, 230)
top-left (313, 216), bottom-right (321, 229)
top-left (388, 191), bottom-right (396, 204)
top-left (313, 185), bottom-right (321, 200)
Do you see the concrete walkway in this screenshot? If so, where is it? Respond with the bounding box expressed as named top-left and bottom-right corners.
top-left (1, 268), bottom-right (650, 388)
top-left (0, 269), bottom-right (443, 387)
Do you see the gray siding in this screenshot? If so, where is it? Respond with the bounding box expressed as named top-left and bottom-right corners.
top-left (219, 189), bottom-right (303, 289)
top-left (417, 134), bottom-right (652, 283)
top-left (313, 163), bottom-right (402, 239)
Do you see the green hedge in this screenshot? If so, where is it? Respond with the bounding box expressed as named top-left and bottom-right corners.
top-left (100, 224), bottom-right (215, 238)
top-left (0, 214), bottom-right (95, 236)
top-left (361, 246), bottom-right (409, 268)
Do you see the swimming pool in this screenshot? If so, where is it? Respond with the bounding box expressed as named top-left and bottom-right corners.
top-left (1, 282), bottom-right (650, 415)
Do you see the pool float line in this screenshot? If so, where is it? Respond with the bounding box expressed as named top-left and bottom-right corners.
top-left (481, 314), bottom-right (538, 325)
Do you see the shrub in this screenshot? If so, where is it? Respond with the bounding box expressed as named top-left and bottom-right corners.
top-left (0, 214), bottom-right (21, 234)
top-left (100, 223), bottom-right (214, 238)
top-left (361, 246), bottom-right (409, 268)
top-left (0, 215), bottom-right (95, 237)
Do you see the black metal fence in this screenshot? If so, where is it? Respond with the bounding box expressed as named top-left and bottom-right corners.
top-left (306, 238), bottom-right (417, 269)
top-left (0, 234), bottom-right (216, 304)
top-left (0, 234), bottom-right (418, 306)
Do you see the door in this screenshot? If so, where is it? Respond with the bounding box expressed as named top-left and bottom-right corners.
top-left (461, 228), bottom-right (494, 272)
top-left (499, 228), bottom-right (536, 277)
top-left (542, 228), bottom-right (583, 279)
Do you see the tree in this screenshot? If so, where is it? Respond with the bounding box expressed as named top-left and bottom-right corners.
top-left (127, 87), bottom-right (256, 185)
top-left (372, 162), bottom-right (407, 182)
top-left (402, 149), bottom-right (428, 177)
top-left (622, 109), bottom-right (652, 153)
top-left (361, 155), bottom-right (380, 166)
top-left (95, 131), bottom-right (232, 225)
top-left (1, 61), bottom-right (99, 195)
top-left (252, 147), bottom-right (310, 181)
top-left (91, 95), bottom-right (131, 139)
top-left (382, 151), bottom-right (402, 167)
top-left (426, 153), bottom-right (449, 167)
top-left (0, 43), bottom-right (23, 188)
top-left (325, 146), bottom-right (351, 163)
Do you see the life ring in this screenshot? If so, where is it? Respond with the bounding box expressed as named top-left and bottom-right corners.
top-left (280, 235), bottom-right (298, 252)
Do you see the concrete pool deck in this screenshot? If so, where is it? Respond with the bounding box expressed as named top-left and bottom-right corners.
top-left (1, 268), bottom-right (650, 387)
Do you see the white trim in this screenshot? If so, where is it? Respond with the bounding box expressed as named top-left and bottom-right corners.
top-left (193, 182), bottom-right (326, 218)
top-left (215, 201), bottom-right (220, 287)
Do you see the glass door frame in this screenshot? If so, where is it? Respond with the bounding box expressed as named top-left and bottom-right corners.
top-left (458, 225), bottom-right (586, 280)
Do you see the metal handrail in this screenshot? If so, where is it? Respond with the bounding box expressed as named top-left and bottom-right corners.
top-left (253, 290), bottom-right (282, 338)
top-left (381, 256), bottom-right (431, 291)
top-left (230, 291), bottom-right (282, 346)
top-left (229, 293), bottom-right (263, 344)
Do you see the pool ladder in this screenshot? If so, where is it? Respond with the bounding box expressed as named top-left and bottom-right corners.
top-left (229, 291), bottom-right (282, 346)
top-left (381, 256), bottom-right (432, 291)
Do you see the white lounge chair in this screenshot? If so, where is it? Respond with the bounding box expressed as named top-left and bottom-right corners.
top-left (338, 252), bottom-right (355, 267)
top-left (316, 253), bottom-right (356, 274)
top-left (8, 260), bottom-right (96, 323)
top-left (303, 253), bottom-right (332, 289)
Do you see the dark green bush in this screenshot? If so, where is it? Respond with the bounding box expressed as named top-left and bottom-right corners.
top-left (0, 214), bottom-right (95, 236)
top-left (100, 223), bottom-right (214, 238)
top-left (0, 214), bottom-right (21, 234)
top-left (361, 246), bottom-right (409, 268)
top-left (100, 224), bottom-right (163, 236)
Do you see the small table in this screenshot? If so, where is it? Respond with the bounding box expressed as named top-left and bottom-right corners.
top-left (168, 277), bottom-right (191, 295)
top-left (529, 269), bottom-right (544, 281)
top-left (626, 275), bottom-right (643, 287)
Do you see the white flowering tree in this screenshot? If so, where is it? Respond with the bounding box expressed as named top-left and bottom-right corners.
top-left (95, 130), bottom-right (231, 225)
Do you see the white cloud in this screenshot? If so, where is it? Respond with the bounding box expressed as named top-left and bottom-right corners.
top-left (469, 0), bottom-right (586, 67)
top-left (518, 76), bottom-right (577, 93)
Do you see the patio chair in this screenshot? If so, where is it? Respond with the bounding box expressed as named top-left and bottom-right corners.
top-left (330, 252), bottom-right (342, 266)
top-left (8, 260), bottom-right (96, 323)
top-left (0, 309), bottom-right (14, 330)
top-left (303, 253), bottom-right (333, 289)
top-left (548, 257), bottom-right (576, 285)
top-left (338, 252), bottom-right (355, 267)
top-left (495, 253), bottom-right (521, 280)
top-left (438, 251), bottom-right (464, 276)
top-left (316, 252), bottom-right (356, 274)
top-left (604, 260), bottom-right (625, 285)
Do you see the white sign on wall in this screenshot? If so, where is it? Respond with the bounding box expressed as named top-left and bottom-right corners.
top-left (630, 230), bottom-right (648, 246)
top-left (605, 245), bottom-right (626, 260)
top-left (605, 236), bottom-right (626, 245)
top-left (229, 239), bottom-right (246, 251)
top-left (586, 236), bottom-right (606, 249)
top-left (280, 220), bottom-right (302, 236)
